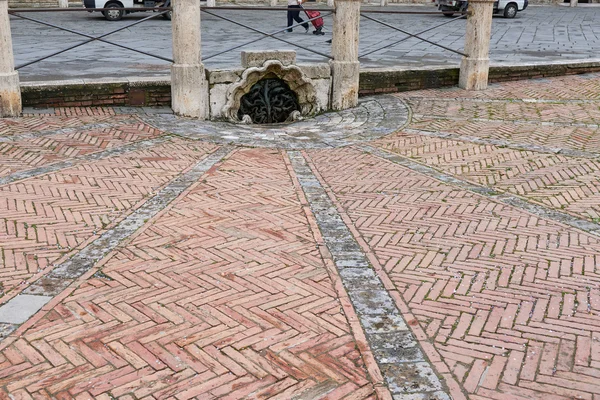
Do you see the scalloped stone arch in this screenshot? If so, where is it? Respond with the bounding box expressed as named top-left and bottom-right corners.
top-left (222, 60), bottom-right (320, 123)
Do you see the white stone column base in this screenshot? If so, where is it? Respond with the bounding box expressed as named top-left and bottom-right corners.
top-left (269, 0), bottom-right (277, 6)
top-left (459, 56), bottom-right (490, 91)
top-left (330, 60), bottom-right (360, 110)
top-left (207, 0), bottom-right (216, 7)
top-left (58, 0), bottom-right (69, 8)
top-left (0, 71), bottom-right (22, 117)
top-left (171, 64), bottom-right (209, 119)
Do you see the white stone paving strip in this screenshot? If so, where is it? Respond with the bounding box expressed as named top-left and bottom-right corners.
top-left (0, 295), bottom-right (53, 324)
top-left (287, 150), bottom-right (450, 400)
top-left (0, 146), bottom-right (232, 341)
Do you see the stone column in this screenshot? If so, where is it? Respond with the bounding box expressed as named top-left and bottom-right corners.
top-left (171, 0), bottom-right (208, 119)
top-left (207, 0), bottom-right (216, 7)
top-left (380, 0), bottom-right (387, 6)
top-left (269, 0), bottom-right (277, 6)
top-left (329, 0), bottom-right (360, 110)
top-left (570, 0), bottom-right (578, 7)
top-left (58, 0), bottom-right (69, 8)
top-left (327, 0), bottom-right (335, 9)
top-left (0, 0), bottom-right (21, 117)
top-left (458, 0), bottom-right (493, 91)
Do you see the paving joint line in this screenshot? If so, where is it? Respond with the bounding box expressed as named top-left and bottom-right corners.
top-left (287, 150), bottom-right (451, 400)
top-left (402, 128), bottom-right (600, 159)
top-left (360, 145), bottom-right (600, 237)
top-left (0, 146), bottom-right (232, 341)
top-left (0, 136), bottom-right (171, 186)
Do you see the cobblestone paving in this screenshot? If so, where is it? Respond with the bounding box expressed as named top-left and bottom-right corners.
top-left (2, 73), bottom-right (600, 399)
top-left (9, 6), bottom-right (600, 81)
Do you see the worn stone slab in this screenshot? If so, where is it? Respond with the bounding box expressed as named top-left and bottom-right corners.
top-left (241, 50), bottom-right (297, 68)
top-left (287, 150), bottom-right (449, 398)
top-left (381, 363), bottom-right (444, 394)
top-left (0, 295), bottom-right (52, 324)
top-left (0, 323), bottom-right (15, 340)
top-left (140, 95), bottom-right (408, 149)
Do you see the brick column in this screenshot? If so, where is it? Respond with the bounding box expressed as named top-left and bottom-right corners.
top-left (171, 0), bottom-right (208, 119)
top-left (329, 0), bottom-right (360, 110)
top-left (0, 0), bottom-right (21, 117)
top-left (459, 0), bottom-right (493, 90)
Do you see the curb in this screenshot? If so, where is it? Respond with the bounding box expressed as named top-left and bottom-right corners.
top-left (19, 58), bottom-right (600, 108)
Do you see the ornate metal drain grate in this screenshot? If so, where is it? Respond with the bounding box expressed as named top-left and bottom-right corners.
top-left (237, 78), bottom-right (301, 124)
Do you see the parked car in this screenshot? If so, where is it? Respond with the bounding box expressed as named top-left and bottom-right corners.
top-left (84, 0), bottom-right (172, 21)
top-left (434, 0), bottom-right (528, 18)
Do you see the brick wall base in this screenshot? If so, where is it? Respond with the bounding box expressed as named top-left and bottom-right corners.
top-left (21, 79), bottom-right (171, 108)
top-left (9, 0), bottom-right (58, 7)
top-left (20, 60), bottom-right (600, 109)
top-left (358, 60), bottom-right (600, 96)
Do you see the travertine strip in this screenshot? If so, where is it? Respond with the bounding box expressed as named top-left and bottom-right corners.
top-left (288, 150), bottom-right (450, 400)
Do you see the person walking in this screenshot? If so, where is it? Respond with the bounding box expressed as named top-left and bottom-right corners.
top-left (287, 0), bottom-right (309, 33)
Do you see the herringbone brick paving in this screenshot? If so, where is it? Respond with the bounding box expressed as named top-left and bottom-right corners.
top-left (407, 117), bottom-right (600, 154)
top-left (0, 139), bottom-right (216, 298)
top-left (3, 74), bottom-right (600, 399)
top-left (387, 73), bottom-right (600, 224)
top-left (0, 117), bottom-right (162, 178)
top-left (1, 109), bottom-right (122, 137)
top-left (376, 133), bottom-right (600, 221)
top-left (397, 73), bottom-right (600, 101)
top-left (0, 148), bottom-right (375, 399)
top-left (308, 146), bottom-right (600, 400)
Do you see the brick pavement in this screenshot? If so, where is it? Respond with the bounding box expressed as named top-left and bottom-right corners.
top-left (0, 148), bottom-right (377, 399)
top-left (0, 132), bottom-right (217, 297)
top-left (2, 73), bottom-right (600, 398)
top-left (0, 112), bottom-right (162, 178)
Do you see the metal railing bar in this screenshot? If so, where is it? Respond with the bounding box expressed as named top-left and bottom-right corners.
top-left (9, 7), bottom-right (171, 12)
top-left (202, 9), bottom-right (333, 60)
top-left (8, 6), bottom-right (449, 14)
top-left (11, 12), bottom-right (173, 63)
top-left (15, 10), bottom-right (169, 69)
top-left (359, 13), bottom-right (466, 58)
top-left (204, 12), bottom-right (332, 61)
top-left (359, 9), bottom-right (454, 14)
top-left (202, 6), bottom-right (335, 11)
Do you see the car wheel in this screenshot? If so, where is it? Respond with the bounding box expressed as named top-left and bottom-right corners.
top-left (443, 12), bottom-right (455, 17)
top-left (503, 3), bottom-right (517, 18)
top-left (104, 3), bottom-right (124, 21)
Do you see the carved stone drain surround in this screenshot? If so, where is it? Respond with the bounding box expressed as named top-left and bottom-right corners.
top-left (237, 78), bottom-right (301, 124)
top-left (139, 95), bottom-right (410, 149)
top-left (222, 60), bottom-right (320, 124)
